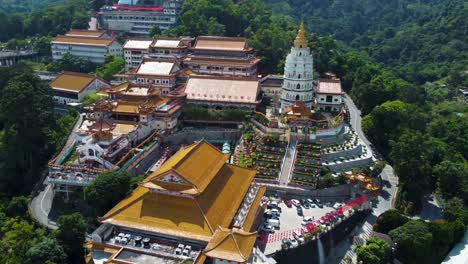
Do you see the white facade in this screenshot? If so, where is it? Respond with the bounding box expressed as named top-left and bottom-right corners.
top-left (123, 40), bottom-right (153, 70)
top-left (98, 1), bottom-right (183, 36)
top-left (316, 93), bottom-right (342, 112)
top-left (280, 24), bottom-right (314, 110)
top-left (51, 41), bottom-right (123, 64)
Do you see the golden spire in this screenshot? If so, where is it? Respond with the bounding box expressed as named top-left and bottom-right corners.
top-left (294, 22), bottom-right (308, 49)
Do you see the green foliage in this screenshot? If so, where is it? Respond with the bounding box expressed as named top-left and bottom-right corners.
top-left (84, 171), bottom-right (131, 216)
top-left (54, 213), bottom-right (87, 264)
top-left (389, 220), bottom-right (434, 264)
top-left (0, 0), bottom-right (90, 42)
top-left (435, 161), bottom-right (468, 203)
top-left (6, 196), bottom-right (29, 219)
top-left (355, 237), bottom-right (390, 264)
top-left (0, 217), bottom-right (46, 263)
top-left (373, 209), bottom-right (409, 234)
top-left (443, 197), bottom-right (468, 224)
top-left (82, 92), bottom-right (104, 106)
top-left (0, 70), bottom-right (56, 195)
top-left (96, 54), bottom-right (124, 81)
top-left (149, 25), bottom-right (162, 38)
top-left (47, 53), bottom-right (98, 73)
top-left (25, 238), bottom-right (67, 264)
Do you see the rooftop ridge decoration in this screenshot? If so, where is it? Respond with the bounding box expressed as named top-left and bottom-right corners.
top-left (142, 139), bottom-right (231, 195)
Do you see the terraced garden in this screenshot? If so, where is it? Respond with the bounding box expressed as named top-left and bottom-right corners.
top-left (290, 142), bottom-right (324, 187)
top-left (233, 131), bottom-right (287, 181)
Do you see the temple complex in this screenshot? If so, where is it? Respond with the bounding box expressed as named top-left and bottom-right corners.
top-left (314, 78), bottom-right (344, 112)
top-left (183, 36), bottom-right (260, 78)
top-left (47, 81), bottom-right (183, 191)
top-left (280, 23), bottom-right (314, 110)
top-left (89, 140), bottom-right (269, 264)
top-left (184, 76), bottom-right (261, 110)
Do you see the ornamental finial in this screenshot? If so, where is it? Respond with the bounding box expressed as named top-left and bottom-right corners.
top-left (294, 22), bottom-right (307, 48)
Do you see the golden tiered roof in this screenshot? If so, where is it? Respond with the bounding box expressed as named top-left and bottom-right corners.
top-left (99, 140), bottom-right (258, 242)
top-left (294, 22), bottom-right (308, 49)
top-left (204, 227), bottom-right (257, 263)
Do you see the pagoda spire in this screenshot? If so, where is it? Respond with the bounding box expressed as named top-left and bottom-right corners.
top-left (294, 22), bottom-right (308, 49)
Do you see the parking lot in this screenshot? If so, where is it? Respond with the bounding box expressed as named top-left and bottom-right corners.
top-left (258, 197), bottom-right (344, 255)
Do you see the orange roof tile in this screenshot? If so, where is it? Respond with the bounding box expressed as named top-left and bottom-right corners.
top-left (144, 140), bottom-right (231, 194)
top-left (65, 30), bottom-right (108, 38)
top-left (241, 186), bottom-right (266, 232)
top-left (204, 227), bottom-right (257, 262)
top-left (52, 35), bottom-right (116, 47)
top-left (194, 36), bottom-right (250, 52)
top-left (49, 71), bottom-right (102, 93)
top-left (100, 142), bottom-right (257, 242)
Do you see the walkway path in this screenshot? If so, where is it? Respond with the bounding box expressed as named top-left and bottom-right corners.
top-left (29, 114), bottom-right (84, 230)
top-left (327, 95), bottom-right (399, 264)
top-left (279, 141), bottom-right (297, 185)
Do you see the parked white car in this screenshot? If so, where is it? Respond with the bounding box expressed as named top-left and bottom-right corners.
top-left (291, 199), bottom-right (301, 207)
top-left (289, 236), bottom-right (299, 247)
top-left (333, 202), bottom-right (343, 209)
top-left (293, 231), bottom-right (305, 243)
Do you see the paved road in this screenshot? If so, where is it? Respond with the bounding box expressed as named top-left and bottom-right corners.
top-left (414, 193), bottom-right (442, 221)
top-left (29, 114), bottom-right (84, 230)
top-left (279, 141), bottom-right (297, 185)
top-left (328, 95), bottom-right (399, 264)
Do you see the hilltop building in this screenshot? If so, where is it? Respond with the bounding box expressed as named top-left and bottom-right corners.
top-left (314, 78), bottom-right (344, 112)
top-left (47, 82), bottom-right (183, 190)
top-left (260, 74), bottom-right (284, 105)
top-left (280, 23), bottom-right (314, 110)
top-left (97, 0), bottom-right (184, 37)
top-left (88, 140), bottom-right (269, 264)
top-left (184, 76), bottom-right (261, 110)
top-left (122, 39), bottom-right (154, 71)
top-left (49, 72), bottom-right (110, 105)
top-left (149, 37), bottom-right (192, 59)
top-left (183, 36), bottom-right (260, 78)
top-left (51, 30), bottom-right (122, 64)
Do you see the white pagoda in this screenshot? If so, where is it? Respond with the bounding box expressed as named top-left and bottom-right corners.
top-left (280, 22), bottom-right (314, 110)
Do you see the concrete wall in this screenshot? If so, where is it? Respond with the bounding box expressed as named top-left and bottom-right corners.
top-left (324, 156), bottom-right (373, 173)
top-left (127, 142), bottom-right (163, 176)
top-left (322, 144), bottom-right (362, 161)
top-left (163, 128), bottom-right (242, 152)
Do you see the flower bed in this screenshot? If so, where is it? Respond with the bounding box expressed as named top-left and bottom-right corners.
top-left (297, 143), bottom-right (321, 152)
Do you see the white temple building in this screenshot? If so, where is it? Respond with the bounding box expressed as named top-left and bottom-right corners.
top-left (280, 22), bottom-right (314, 110)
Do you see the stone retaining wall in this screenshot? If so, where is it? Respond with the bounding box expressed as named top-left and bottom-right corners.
top-left (322, 144), bottom-right (362, 161)
top-left (324, 155), bottom-right (373, 173)
top-left (264, 184), bottom-right (358, 201)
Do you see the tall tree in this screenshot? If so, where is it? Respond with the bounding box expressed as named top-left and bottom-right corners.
top-left (54, 213), bottom-right (87, 264)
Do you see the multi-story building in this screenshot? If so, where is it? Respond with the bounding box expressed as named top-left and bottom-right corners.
top-left (183, 36), bottom-right (260, 78)
top-left (315, 78), bottom-right (344, 112)
top-left (49, 71), bottom-right (110, 105)
top-left (51, 34), bottom-right (122, 64)
top-left (64, 29), bottom-right (110, 39)
top-left (97, 0), bottom-right (184, 37)
top-left (184, 75), bottom-right (261, 110)
top-left (260, 74), bottom-right (284, 105)
top-left (122, 39), bottom-right (154, 70)
top-left (280, 23), bottom-right (314, 110)
top-left (88, 139), bottom-right (269, 264)
top-left (149, 37), bottom-right (192, 59)
top-left (130, 58), bottom-right (183, 95)
top-left (47, 82), bottom-right (183, 190)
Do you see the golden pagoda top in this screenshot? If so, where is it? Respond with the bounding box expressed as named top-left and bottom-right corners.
top-left (294, 22), bottom-right (308, 49)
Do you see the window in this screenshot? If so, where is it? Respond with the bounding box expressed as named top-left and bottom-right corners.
top-left (298, 74), bottom-right (301, 79)
top-left (326, 95), bottom-right (333, 102)
top-left (296, 84), bottom-right (300, 90)
top-left (295, 94), bottom-right (300, 101)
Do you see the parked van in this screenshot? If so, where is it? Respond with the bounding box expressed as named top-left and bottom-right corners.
top-left (267, 219), bottom-right (280, 228)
